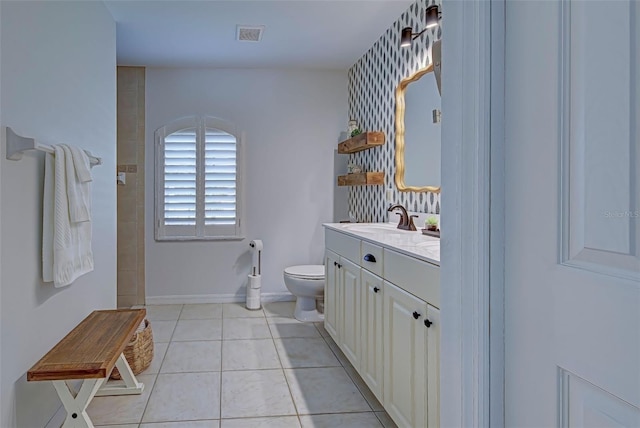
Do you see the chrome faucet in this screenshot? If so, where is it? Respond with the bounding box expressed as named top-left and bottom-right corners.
top-left (387, 204), bottom-right (418, 231)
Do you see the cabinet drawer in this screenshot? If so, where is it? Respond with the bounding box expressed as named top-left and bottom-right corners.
top-left (361, 240), bottom-right (383, 276)
top-left (326, 228), bottom-right (360, 263)
top-left (383, 249), bottom-right (440, 307)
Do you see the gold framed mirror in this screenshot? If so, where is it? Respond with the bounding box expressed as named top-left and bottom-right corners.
top-left (394, 64), bottom-right (441, 193)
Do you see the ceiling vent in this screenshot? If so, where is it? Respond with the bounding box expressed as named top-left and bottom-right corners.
top-left (236, 25), bottom-right (265, 42)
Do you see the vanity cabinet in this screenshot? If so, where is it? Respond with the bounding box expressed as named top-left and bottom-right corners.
top-left (339, 257), bottom-right (360, 367)
top-left (323, 249), bottom-right (362, 368)
top-left (324, 250), bottom-right (340, 339)
top-left (383, 281), bottom-right (440, 428)
top-left (360, 269), bottom-right (384, 401)
top-left (324, 227), bottom-right (440, 428)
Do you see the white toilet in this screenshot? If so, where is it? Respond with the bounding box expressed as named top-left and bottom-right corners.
top-left (283, 265), bottom-right (325, 322)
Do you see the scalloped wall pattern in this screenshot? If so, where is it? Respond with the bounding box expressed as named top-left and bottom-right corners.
top-left (348, 0), bottom-right (441, 222)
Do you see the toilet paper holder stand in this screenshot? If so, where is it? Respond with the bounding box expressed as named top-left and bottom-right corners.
top-left (249, 240), bottom-right (262, 276)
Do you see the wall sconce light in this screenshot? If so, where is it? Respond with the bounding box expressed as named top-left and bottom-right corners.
top-left (400, 4), bottom-right (441, 48)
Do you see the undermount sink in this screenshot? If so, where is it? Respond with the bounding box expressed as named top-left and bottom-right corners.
top-left (414, 240), bottom-right (440, 248)
top-left (342, 223), bottom-right (407, 234)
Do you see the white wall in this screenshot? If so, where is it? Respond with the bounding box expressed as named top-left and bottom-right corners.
top-left (145, 68), bottom-right (347, 302)
top-left (0, 2), bottom-right (116, 427)
top-left (0, 2), bottom-right (4, 425)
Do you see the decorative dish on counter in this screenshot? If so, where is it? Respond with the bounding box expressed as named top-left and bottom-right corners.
top-left (421, 228), bottom-right (440, 238)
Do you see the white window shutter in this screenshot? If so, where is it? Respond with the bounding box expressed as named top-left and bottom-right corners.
top-left (203, 128), bottom-right (238, 236)
top-left (164, 128), bottom-right (197, 224)
top-left (155, 116), bottom-right (242, 240)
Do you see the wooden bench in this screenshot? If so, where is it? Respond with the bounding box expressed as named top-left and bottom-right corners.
top-left (28, 309), bottom-right (147, 428)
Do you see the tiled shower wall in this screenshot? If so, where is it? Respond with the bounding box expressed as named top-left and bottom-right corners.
top-left (348, 0), bottom-right (441, 222)
top-left (117, 67), bottom-right (145, 307)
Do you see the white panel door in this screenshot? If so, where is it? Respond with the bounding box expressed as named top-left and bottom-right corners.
top-left (324, 250), bottom-right (340, 341)
top-left (340, 257), bottom-right (360, 368)
top-left (360, 268), bottom-right (384, 402)
top-left (383, 281), bottom-right (428, 428)
top-left (504, 1), bottom-right (640, 425)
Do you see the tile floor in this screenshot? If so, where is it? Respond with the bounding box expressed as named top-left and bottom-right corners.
top-left (87, 302), bottom-right (397, 428)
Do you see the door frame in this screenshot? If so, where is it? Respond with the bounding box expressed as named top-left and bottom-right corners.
top-left (440, 0), bottom-right (505, 426)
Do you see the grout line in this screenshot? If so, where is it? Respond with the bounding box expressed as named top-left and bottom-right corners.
top-left (179, 317), bottom-right (223, 321)
top-left (280, 367), bottom-right (301, 419)
top-left (138, 417), bottom-right (222, 422)
top-left (136, 307), bottom-right (177, 426)
top-left (269, 312), bottom-right (302, 419)
top-left (217, 364), bottom-right (339, 372)
top-left (296, 410), bottom-right (383, 416)
top-left (135, 325), bottom-right (175, 423)
top-left (222, 316), bottom-right (267, 320)
top-left (374, 410), bottom-right (396, 428)
top-left (222, 336), bottom-right (278, 341)
top-left (166, 319), bottom-right (178, 343)
top-left (153, 370), bottom-right (225, 375)
top-left (321, 335), bottom-right (348, 368)
top-left (312, 321), bottom-right (325, 335)
top-left (315, 330), bottom-right (380, 412)
top-left (294, 409), bottom-right (388, 427)
top-left (343, 366), bottom-right (379, 412)
top-left (149, 341), bottom-right (170, 375)
top-left (134, 371), bottom-right (158, 426)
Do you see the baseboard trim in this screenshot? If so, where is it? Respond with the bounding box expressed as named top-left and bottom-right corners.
top-left (145, 292), bottom-right (295, 305)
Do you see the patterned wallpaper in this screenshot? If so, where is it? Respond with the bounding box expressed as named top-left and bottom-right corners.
top-left (347, 0), bottom-right (441, 222)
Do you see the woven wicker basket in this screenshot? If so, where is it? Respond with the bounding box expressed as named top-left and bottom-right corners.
top-left (110, 319), bottom-right (154, 380)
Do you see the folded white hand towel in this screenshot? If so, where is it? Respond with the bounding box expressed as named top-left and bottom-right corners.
top-left (42, 153), bottom-right (54, 283)
top-left (42, 144), bottom-right (94, 287)
top-left (63, 145), bottom-right (92, 223)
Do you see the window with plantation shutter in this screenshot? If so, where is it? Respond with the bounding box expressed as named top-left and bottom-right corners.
top-left (155, 116), bottom-right (242, 240)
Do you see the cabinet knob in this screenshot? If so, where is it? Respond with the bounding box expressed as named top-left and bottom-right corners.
top-left (412, 311), bottom-right (422, 319)
top-left (363, 253), bottom-right (377, 263)
top-left (373, 286), bottom-right (380, 293)
top-left (338, 263), bottom-right (342, 269)
top-left (333, 261), bottom-right (337, 266)
top-left (424, 319), bottom-right (432, 328)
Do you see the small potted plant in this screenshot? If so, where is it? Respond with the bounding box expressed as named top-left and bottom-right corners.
top-left (425, 216), bottom-right (438, 231)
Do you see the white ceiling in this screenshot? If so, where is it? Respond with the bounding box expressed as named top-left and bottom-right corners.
top-left (104, 0), bottom-right (414, 70)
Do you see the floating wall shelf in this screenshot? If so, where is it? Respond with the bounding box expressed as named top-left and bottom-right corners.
top-left (337, 172), bottom-right (384, 186)
top-left (338, 132), bottom-right (385, 154)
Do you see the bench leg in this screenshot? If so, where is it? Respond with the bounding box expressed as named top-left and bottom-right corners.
top-left (94, 353), bottom-right (145, 396)
top-left (53, 378), bottom-right (105, 428)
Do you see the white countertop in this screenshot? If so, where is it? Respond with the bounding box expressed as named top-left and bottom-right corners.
top-left (323, 222), bottom-right (440, 266)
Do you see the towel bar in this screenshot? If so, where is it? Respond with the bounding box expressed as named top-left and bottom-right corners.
top-left (4, 126), bottom-right (102, 166)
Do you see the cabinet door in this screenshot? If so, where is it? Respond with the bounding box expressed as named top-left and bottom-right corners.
top-left (425, 304), bottom-right (440, 428)
top-left (339, 257), bottom-right (360, 368)
top-left (324, 250), bottom-right (340, 341)
top-left (360, 269), bottom-right (384, 402)
top-left (383, 281), bottom-right (428, 428)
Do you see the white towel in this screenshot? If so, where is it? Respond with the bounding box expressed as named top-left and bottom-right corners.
top-left (42, 144), bottom-right (94, 287)
top-left (65, 145), bottom-right (92, 223)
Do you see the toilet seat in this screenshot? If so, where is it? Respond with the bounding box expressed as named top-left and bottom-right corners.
top-left (284, 265), bottom-right (324, 280)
